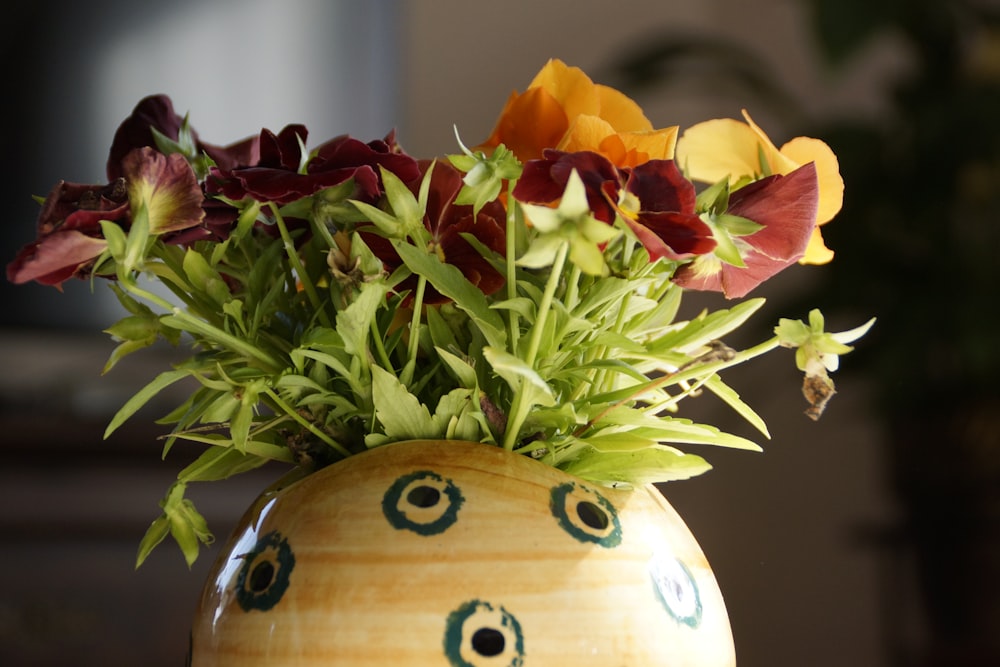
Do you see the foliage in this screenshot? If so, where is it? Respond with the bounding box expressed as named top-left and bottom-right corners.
top-left (7, 59), bottom-right (870, 566)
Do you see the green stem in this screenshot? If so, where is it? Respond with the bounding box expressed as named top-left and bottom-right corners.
top-left (167, 308), bottom-right (283, 372)
top-left (263, 388), bottom-right (352, 458)
top-left (400, 275), bottom-right (427, 386)
top-left (577, 335), bottom-right (784, 434)
top-left (563, 264), bottom-right (583, 313)
top-left (505, 189), bottom-right (521, 354)
top-left (370, 318), bottom-right (394, 371)
top-left (524, 241), bottom-right (569, 367)
top-left (501, 241), bottom-right (569, 452)
top-left (269, 202), bottom-right (333, 329)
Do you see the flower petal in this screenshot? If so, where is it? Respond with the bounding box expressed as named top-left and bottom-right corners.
top-left (675, 118), bottom-right (765, 185)
top-left (122, 147), bottom-right (205, 234)
top-left (779, 136), bottom-right (843, 224)
top-left (479, 87), bottom-right (569, 162)
top-left (673, 163), bottom-right (819, 298)
top-left (6, 230), bottom-right (108, 287)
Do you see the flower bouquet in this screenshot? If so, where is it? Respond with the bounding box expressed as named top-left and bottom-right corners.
top-left (7, 59), bottom-right (872, 568)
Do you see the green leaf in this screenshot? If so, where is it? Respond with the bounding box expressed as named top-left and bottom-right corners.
top-left (104, 369), bottom-right (191, 438)
top-left (432, 388), bottom-right (482, 441)
top-left (482, 346), bottom-right (555, 407)
top-left (650, 298), bottom-right (765, 354)
top-left (370, 365), bottom-right (436, 441)
top-left (183, 248), bottom-right (230, 307)
top-left (394, 242), bottom-right (506, 348)
top-left (694, 177), bottom-right (730, 213)
top-left (337, 281), bottom-right (388, 356)
top-left (176, 446), bottom-right (273, 483)
top-left (717, 213), bottom-right (764, 237)
top-left (135, 515), bottom-right (171, 568)
top-left (99, 220), bottom-right (128, 262)
top-left (561, 446), bottom-right (713, 485)
top-left (436, 347), bottom-right (479, 389)
top-left (592, 407), bottom-right (763, 450)
top-left (703, 375), bottom-right (770, 438)
top-left (123, 201), bottom-right (152, 272)
top-left (138, 482), bottom-right (214, 568)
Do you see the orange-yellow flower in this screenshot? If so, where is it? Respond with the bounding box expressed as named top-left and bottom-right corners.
top-left (675, 110), bottom-right (843, 264)
top-left (479, 59), bottom-right (677, 168)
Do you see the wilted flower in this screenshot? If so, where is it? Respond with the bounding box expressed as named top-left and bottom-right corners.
top-left (6, 180), bottom-right (128, 287)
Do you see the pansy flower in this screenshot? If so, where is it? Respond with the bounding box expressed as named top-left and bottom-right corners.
top-left (675, 109), bottom-right (842, 264)
top-left (672, 162), bottom-right (819, 298)
top-left (107, 94), bottom-right (260, 180)
top-left (479, 59), bottom-right (677, 167)
top-left (6, 180), bottom-right (128, 287)
top-left (207, 127), bottom-right (419, 207)
top-left (7, 147), bottom-right (204, 287)
top-left (361, 160), bottom-right (506, 304)
top-left (513, 150), bottom-right (715, 261)
top-left (514, 150), bottom-right (621, 224)
top-left (615, 160), bottom-right (718, 261)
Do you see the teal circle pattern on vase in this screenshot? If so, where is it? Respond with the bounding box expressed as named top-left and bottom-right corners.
top-left (382, 469), bottom-right (465, 535)
top-left (443, 599), bottom-right (525, 667)
top-left (234, 530), bottom-right (295, 612)
top-left (650, 551), bottom-right (703, 628)
top-left (548, 481), bottom-right (623, 547)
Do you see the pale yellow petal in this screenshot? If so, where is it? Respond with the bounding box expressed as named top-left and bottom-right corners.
top-left (740, 109), bottom-right (798, 175)
top-left (800, 227), bottom-right (835, 265)
top-left (675, 118), bottom-right (763, 184)
top-left (780, 136), bottom-right (844, 224)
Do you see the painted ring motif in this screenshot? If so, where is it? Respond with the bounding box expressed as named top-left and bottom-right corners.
top-left (549, 481), bottom-right (623, 547)
top-left (235, 530), bottom-right (295, 612)
top-left (382, 470), bottom-right (465, 535)
top-left (443, 599), bottom-right (525, 667)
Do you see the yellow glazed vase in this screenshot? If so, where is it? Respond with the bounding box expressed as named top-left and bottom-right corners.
top-left (189, 440), bottom-right (735, 666)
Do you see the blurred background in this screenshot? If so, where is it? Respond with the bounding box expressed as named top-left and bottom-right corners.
top-left (1, 0), bottom-right (998, 665)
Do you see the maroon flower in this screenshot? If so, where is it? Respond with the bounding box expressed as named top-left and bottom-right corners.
top-left (513, 150), bottom-right (716, 262)
top-left (672, 162), bottom-right (819, 298)
top-left (207, 127), bottom-right (420, 207)
top-left (8, 147), bottom-right (207, 288)
top-left (6, 180), bottom-right (130, 287)
top-left (107, 94), bottom-right (259, 180)
top-left (362, 160), bottom-right (507, 304)
top-left (617, 160), bottom-right (717, 261)
top-left (513, 150), bottom-right (620, 224)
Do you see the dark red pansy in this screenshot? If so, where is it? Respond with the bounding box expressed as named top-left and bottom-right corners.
top-left (618, 160), bottom-right (716, 261)
top-left (207, 128), bottom-right (419, 207)
top-left (513, 149), bottom-right (621, 224)
top-left (361, 160), bottom-right (506, 304)
top-left (672, 162), bottom-right (819, 298)
top-left (107, 94), bottom-right (260, 180)
top-left (6, 180), bottom-right (130, 287)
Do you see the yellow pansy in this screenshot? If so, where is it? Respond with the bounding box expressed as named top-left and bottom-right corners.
top-left (675, 110), bottom-right (843, 264)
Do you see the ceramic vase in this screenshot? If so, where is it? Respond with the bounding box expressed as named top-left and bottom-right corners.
top-left (189, 440), bottom-right (735, 666)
